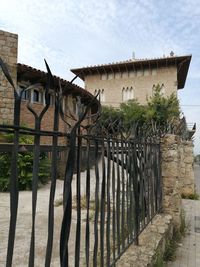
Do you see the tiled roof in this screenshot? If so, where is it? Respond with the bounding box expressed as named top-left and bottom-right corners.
top-left (71, 54), bottom-right (192, 89)
top-left (17, 63), bottom-right (98, 106)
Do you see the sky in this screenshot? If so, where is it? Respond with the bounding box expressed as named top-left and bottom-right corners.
top-left (1, 0), bottom-right (200, 154)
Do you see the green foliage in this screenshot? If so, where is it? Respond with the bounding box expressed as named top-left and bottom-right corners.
top-left (120, 99), bottom-right (147, 127)
top-left (181, 191), bottom-right (199, 200)
top-left (101, 84), bottom-right (181, 129)
top-left (0, 134), bottom-right (50, 191)
top-left (0, 152), bottom-right (11, 191)
top-left (100, 106), bottom-right (122, 124)
top-left (146, 85), bottom-right (180, 125)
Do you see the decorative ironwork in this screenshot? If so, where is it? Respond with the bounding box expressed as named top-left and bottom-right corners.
top-left (0, 58), bottom-right (162, 267)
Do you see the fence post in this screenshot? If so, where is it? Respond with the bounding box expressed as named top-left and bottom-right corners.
top-left (161, 134), bottom-right (182, 227)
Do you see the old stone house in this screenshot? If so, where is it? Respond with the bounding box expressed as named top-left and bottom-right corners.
top-left (0, 30), bottom-right (98, 145)
top-left (71, 53), bottom-right (191, 107)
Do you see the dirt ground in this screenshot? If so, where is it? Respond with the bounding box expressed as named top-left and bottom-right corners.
top-left (0, 171), bottom-right (98, 267)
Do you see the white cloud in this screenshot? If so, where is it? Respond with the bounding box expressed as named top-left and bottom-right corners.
top-left (1, 0), bottom-right (200, 151)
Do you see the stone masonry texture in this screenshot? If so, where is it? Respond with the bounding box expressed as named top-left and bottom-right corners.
top-left (0, 30), bottom-right (18, 124)
top-left (161, 134), bottom-right (195, 227)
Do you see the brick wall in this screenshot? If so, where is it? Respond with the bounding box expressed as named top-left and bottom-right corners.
top-left (20, 101), bottom-right (68, 145)
top-left (0, 30), bottom-right (18, 124)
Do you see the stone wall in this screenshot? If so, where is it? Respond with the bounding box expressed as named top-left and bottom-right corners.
top-left (116, 214), bottom-right (173, 267)
top-left (161, 134), bottom-right (195, 226)
top-left (0, 30), bottom-right (18, 124)
top-left (179, 140), bottom-right (195, 196)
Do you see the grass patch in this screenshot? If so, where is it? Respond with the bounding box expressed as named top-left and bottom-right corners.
top-left (72, 195), bottom-right (96, 210)
top-left (163, 210), bottom-right (189, 262)
top-left (154, 210), bottom-right (190, 266)
top-left (181, 191), bottom-right (199, 200)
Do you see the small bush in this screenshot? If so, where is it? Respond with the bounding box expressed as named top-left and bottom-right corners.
top-left (181, 191), bottom-right (199, 200)
top-left (0, 133), bottom-right (51, 191)
top-left (163, 210), bottom-right (189, 262)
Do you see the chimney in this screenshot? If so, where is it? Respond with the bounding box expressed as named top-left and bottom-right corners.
top-left (132, 51), bottom-right (135, 60)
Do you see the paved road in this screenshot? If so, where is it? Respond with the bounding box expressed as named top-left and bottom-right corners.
top-left (167, 164), bottom-right (200, 267)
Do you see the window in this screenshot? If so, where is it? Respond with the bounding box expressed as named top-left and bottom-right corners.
top-left (126, 87), bottom-right (129, 100)
top-left (152, 69), bottom-right (157, 76)
top-left (33, 89), bottom-right (43, 103)
top-left (129, 70), bottom-right (135, 77)
top-left (101, 74), bottom-right (107, 80)
top-left (108, 73), bottom-right (113, 80)
top-left (144, 69), bottom-right (149, 76)
top-left (122, 87), bottom-right (125, 101)
top-left (122, 87), bottom-right (134, 101)
top-left (130, 87), bottom-right (134, 99)
top-left (136, 70), bottom-right (143, 77)
top-left (72, 98), bottom-right (77, 114)
top-left (122, 72), bottom-right (128, 78)
top-left (62, 97), bottom-right (66, 112)
top-left (19, 86), bottom-right (30, 100)
top-left (46, 93), bottom-right (54, 106)
top-left (100, 89), bottom-right (105, 102)
top-left (115, 72), bottom-right (121, 79)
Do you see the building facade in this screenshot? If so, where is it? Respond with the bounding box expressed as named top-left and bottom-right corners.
top-left (71, 54), bottom-right (191, 107)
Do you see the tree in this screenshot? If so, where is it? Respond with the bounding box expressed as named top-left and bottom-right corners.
top-left (146, 84), bottom-right (180, 126)
top-left (100, 84), bottom-right (181, 132)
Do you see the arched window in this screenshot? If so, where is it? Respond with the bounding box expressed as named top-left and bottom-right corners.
top-left (33, 90), bottom-right (39, 102)
top-left (32, 89), bottom-right (43, 103)
top-left (122, 87), bottom-right (125, 101)
top-left (126, 87), bottom-right (129, 101)
top-left (129, 87), bottom-right (134, 99)
top-left (19, 85), bottom-right (30, 101)
top-left (100, 89), bottom-right (105, 102)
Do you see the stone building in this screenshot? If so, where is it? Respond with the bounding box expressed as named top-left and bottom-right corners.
top-left (71, 54), bottom-right (192, 107)
top-left (0, 29), bottom-right (98, 143)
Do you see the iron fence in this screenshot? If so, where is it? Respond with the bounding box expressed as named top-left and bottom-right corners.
top-left (0, 58), bottom-right (162, 267)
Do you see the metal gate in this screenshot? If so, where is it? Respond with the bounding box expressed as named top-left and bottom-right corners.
top-left (0, 58), bottom-right (162, 266)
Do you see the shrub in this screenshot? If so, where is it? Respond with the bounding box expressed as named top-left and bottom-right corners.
top-left (0, 134), bottom-right (51, 191)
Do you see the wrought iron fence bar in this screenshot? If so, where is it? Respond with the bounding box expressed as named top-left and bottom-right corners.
top-left (100, 141), bottom-right (106, 267)
top-left (0, 144), bottom-right (67, 152)
top-left (121, 138), bottom-right (125, 250)
top-left (85, 139), bottom-right (91, 267)
top-left (106, 138), bottom-right (111, 267)
top-left (111, 139), bottom-right (116, 264)
top-left (93, 140), bottom-right (100, 267)
top-left (45, 97), bottom-right (60, 267)
top-left (75, 127), bottom-right (82, 267)
top-left (29, 119), bottom-right (42, 267)
top-left (132, 141), bottom-right (139, 245)
top-left (0, 125), bottom-right (70, 138)
top-left (116, 140), bottom-right (121, 255)
top-left (6, 97), bottom-right (21, 267)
